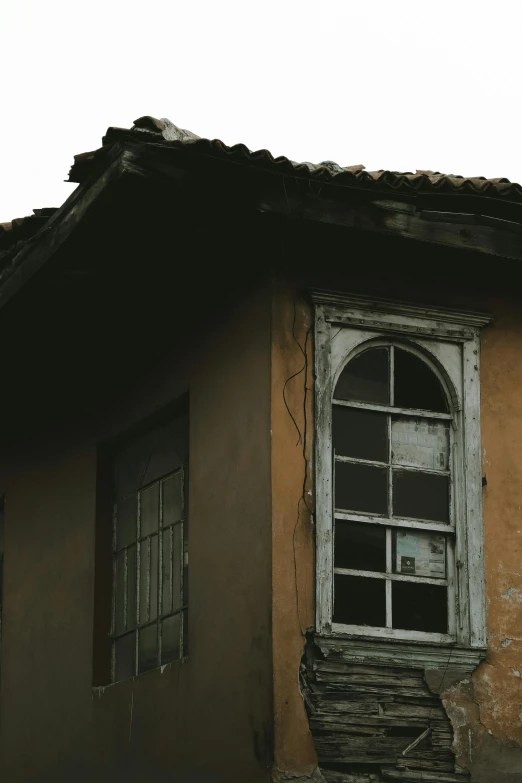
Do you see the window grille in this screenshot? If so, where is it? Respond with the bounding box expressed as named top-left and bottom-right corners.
top-left (0, 497), bottom-right (4, 671)
top-left (110, 414), bottom-right (188, 682)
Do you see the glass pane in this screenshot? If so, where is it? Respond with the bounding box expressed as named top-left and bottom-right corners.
top-left (335, 520), bottom-right (386, 572)
top-left (394, 349), bottom-right (448, 412)
top-left (333, 574), bottom-right (386, 627)
top-left (115, 633), bottom-right (135, 682)
top-left (173, 524), bottom-right (182, 612)
top-left (392, 581), bottom-right (448, 634)
top-left (116, 495), bottom-right (137, 549)
top-left (114, 413), bottom-right (188, 500)
top-left (139, 540), bottom-right (150, 624)
top-left (140, 483), bottom-right (159, 537)
top-left (162, 613), bottom-right (181, 664)
top-left (138, 623), bottom-right (158, 672)
top-left (115, 551), bottom-right (125, 636)
top-left (183, 533), bottom-right (189, 607)
top-left (334, 348), bottom-right (389, 405)
top-left (142, 417), bottom-right (189, 486)
top-left (335, 462), bottom-right (387, 515)
top-left (162, 472), bottom-right (182, 526)
top-left (114, 438), bottom-right (150, 501)
top-left (395, 530), bottom-right (446, 579)
top-left (126, 545), bottom-right (137, 631)
top-left (0, 497), bottom-right (4, 556)
top-left (393, 470), bottom-right (449, 523)
top-left (162, 530), bottom-right (172, 615)
top-left (392, 417), bottom-right (449, 471)
top-left (333, 407), bottom-right (388, 463)
top-left (182, 609), bottom-right (188, 657)
top-left (150, 535), bottom-right (159, 621)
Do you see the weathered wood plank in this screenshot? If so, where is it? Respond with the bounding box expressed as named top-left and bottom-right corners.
top-left (314, 305), bottom-right (334, 633)
top-left (381, 768), bottom-right (467, 782)
top-left (258, 187), bottom-right (522, 260)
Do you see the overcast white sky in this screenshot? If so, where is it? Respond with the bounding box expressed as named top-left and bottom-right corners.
top-left (1, 1), bottom-right (521, 223)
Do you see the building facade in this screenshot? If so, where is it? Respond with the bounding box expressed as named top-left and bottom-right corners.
top-left (0, 117), bottom-right (521, 781)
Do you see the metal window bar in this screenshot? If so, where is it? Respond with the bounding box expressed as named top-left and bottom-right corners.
top-left (111, 466), bottom-right (188, 682)
top-left (332, 342), bottom-right (457, 638)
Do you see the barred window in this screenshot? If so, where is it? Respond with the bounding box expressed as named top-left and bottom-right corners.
top-left (0, 497), bottom-right (4, 672)
top-left (111, 413), bottom-right (189, 682)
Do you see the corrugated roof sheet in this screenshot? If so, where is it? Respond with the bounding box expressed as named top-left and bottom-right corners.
top-left (68, 115), bottom-right (522, 205)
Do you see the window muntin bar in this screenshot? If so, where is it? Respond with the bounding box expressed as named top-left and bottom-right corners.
top-left (332, 343), bottom-right (455, 639)
top-left (111, 467), bottom-right (187, 681)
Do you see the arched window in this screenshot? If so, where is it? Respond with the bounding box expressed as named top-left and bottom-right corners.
top-left (313, 292), bottom-right (489, 655)
top-left (332, 344), bottom-right (453, 637)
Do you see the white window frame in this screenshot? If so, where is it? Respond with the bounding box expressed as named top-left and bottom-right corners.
top-left (313, 291), bottom-right (490, 655)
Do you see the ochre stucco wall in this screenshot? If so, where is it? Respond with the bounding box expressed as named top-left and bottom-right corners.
top-left (0, 286), bottom-right (273, 783)
top-left (451, 300), bottom-right (522, 780)
top-left (270, 277), bottom-right (522, 781)
top-left (270, 282), bottom-right (318, 780)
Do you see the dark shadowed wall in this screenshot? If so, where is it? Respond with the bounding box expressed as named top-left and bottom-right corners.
top-left (0, 252), bottom-right (273, 782)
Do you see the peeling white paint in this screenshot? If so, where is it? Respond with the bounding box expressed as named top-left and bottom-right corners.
top-left (501, 638), bottom-right (514, 647)
top-left (512, 669), bottom-right (521, 678)
top-left (501, 587), bottom-right (519, 600)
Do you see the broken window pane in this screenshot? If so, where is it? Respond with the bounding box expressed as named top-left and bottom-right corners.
top-left (392, 417), bottom-right (449, 471)
top-left (182, 609), bottom-right (188, 657)
top-left (141, 416), bottom-right (189, 487)
top-left (149, 535), bottom-right (159, 621)
top-left (394, 530), bottom-right (446, 579)
top-left (115, 633), bottom-right (135, 682)
top-left (393, 470), bottom-right (449, 523)
top-left (111, 409), bottom-right (189, 682)
top-left (162, 530), bottom-right (172, 615)
top-left (126, 545), bottom-right (137, 631)
top-left (139, 539), bottom-right (150, 624)
top-left (333, 407), bottom-right (388, 463)
top-left (138, 624), bottom-right (158, 673)
top-left (116, 494), bottom-right (137, 549)
top-left (333, 574), bottom-right (386, 627)
top-left (115, 551), bottom-right (126, 636)
top-left (335, 520), bottom-right (386, 572)
top-left (394, 349), bottom-right (448, 412)
top-left (113, 414), bottom-right (189, 501)
top-left (173, 524), bottom-right (182, 612)
top-left (0, 498), bottom-right (4, 613)
top-left (335, 348), bottom-right (389, 405)
top-left (140, 483), bottom-right (159, 537)
top-left (335, 462), bottom-right (388, 515)
top-left (162, 472), bottom-right (182, 526)
top-left (114, 438), bottom-right (150, 501)
top-left (392, 581), bottom-right (448, 634)
top-left (162, 613), bottom-right (181, 664)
